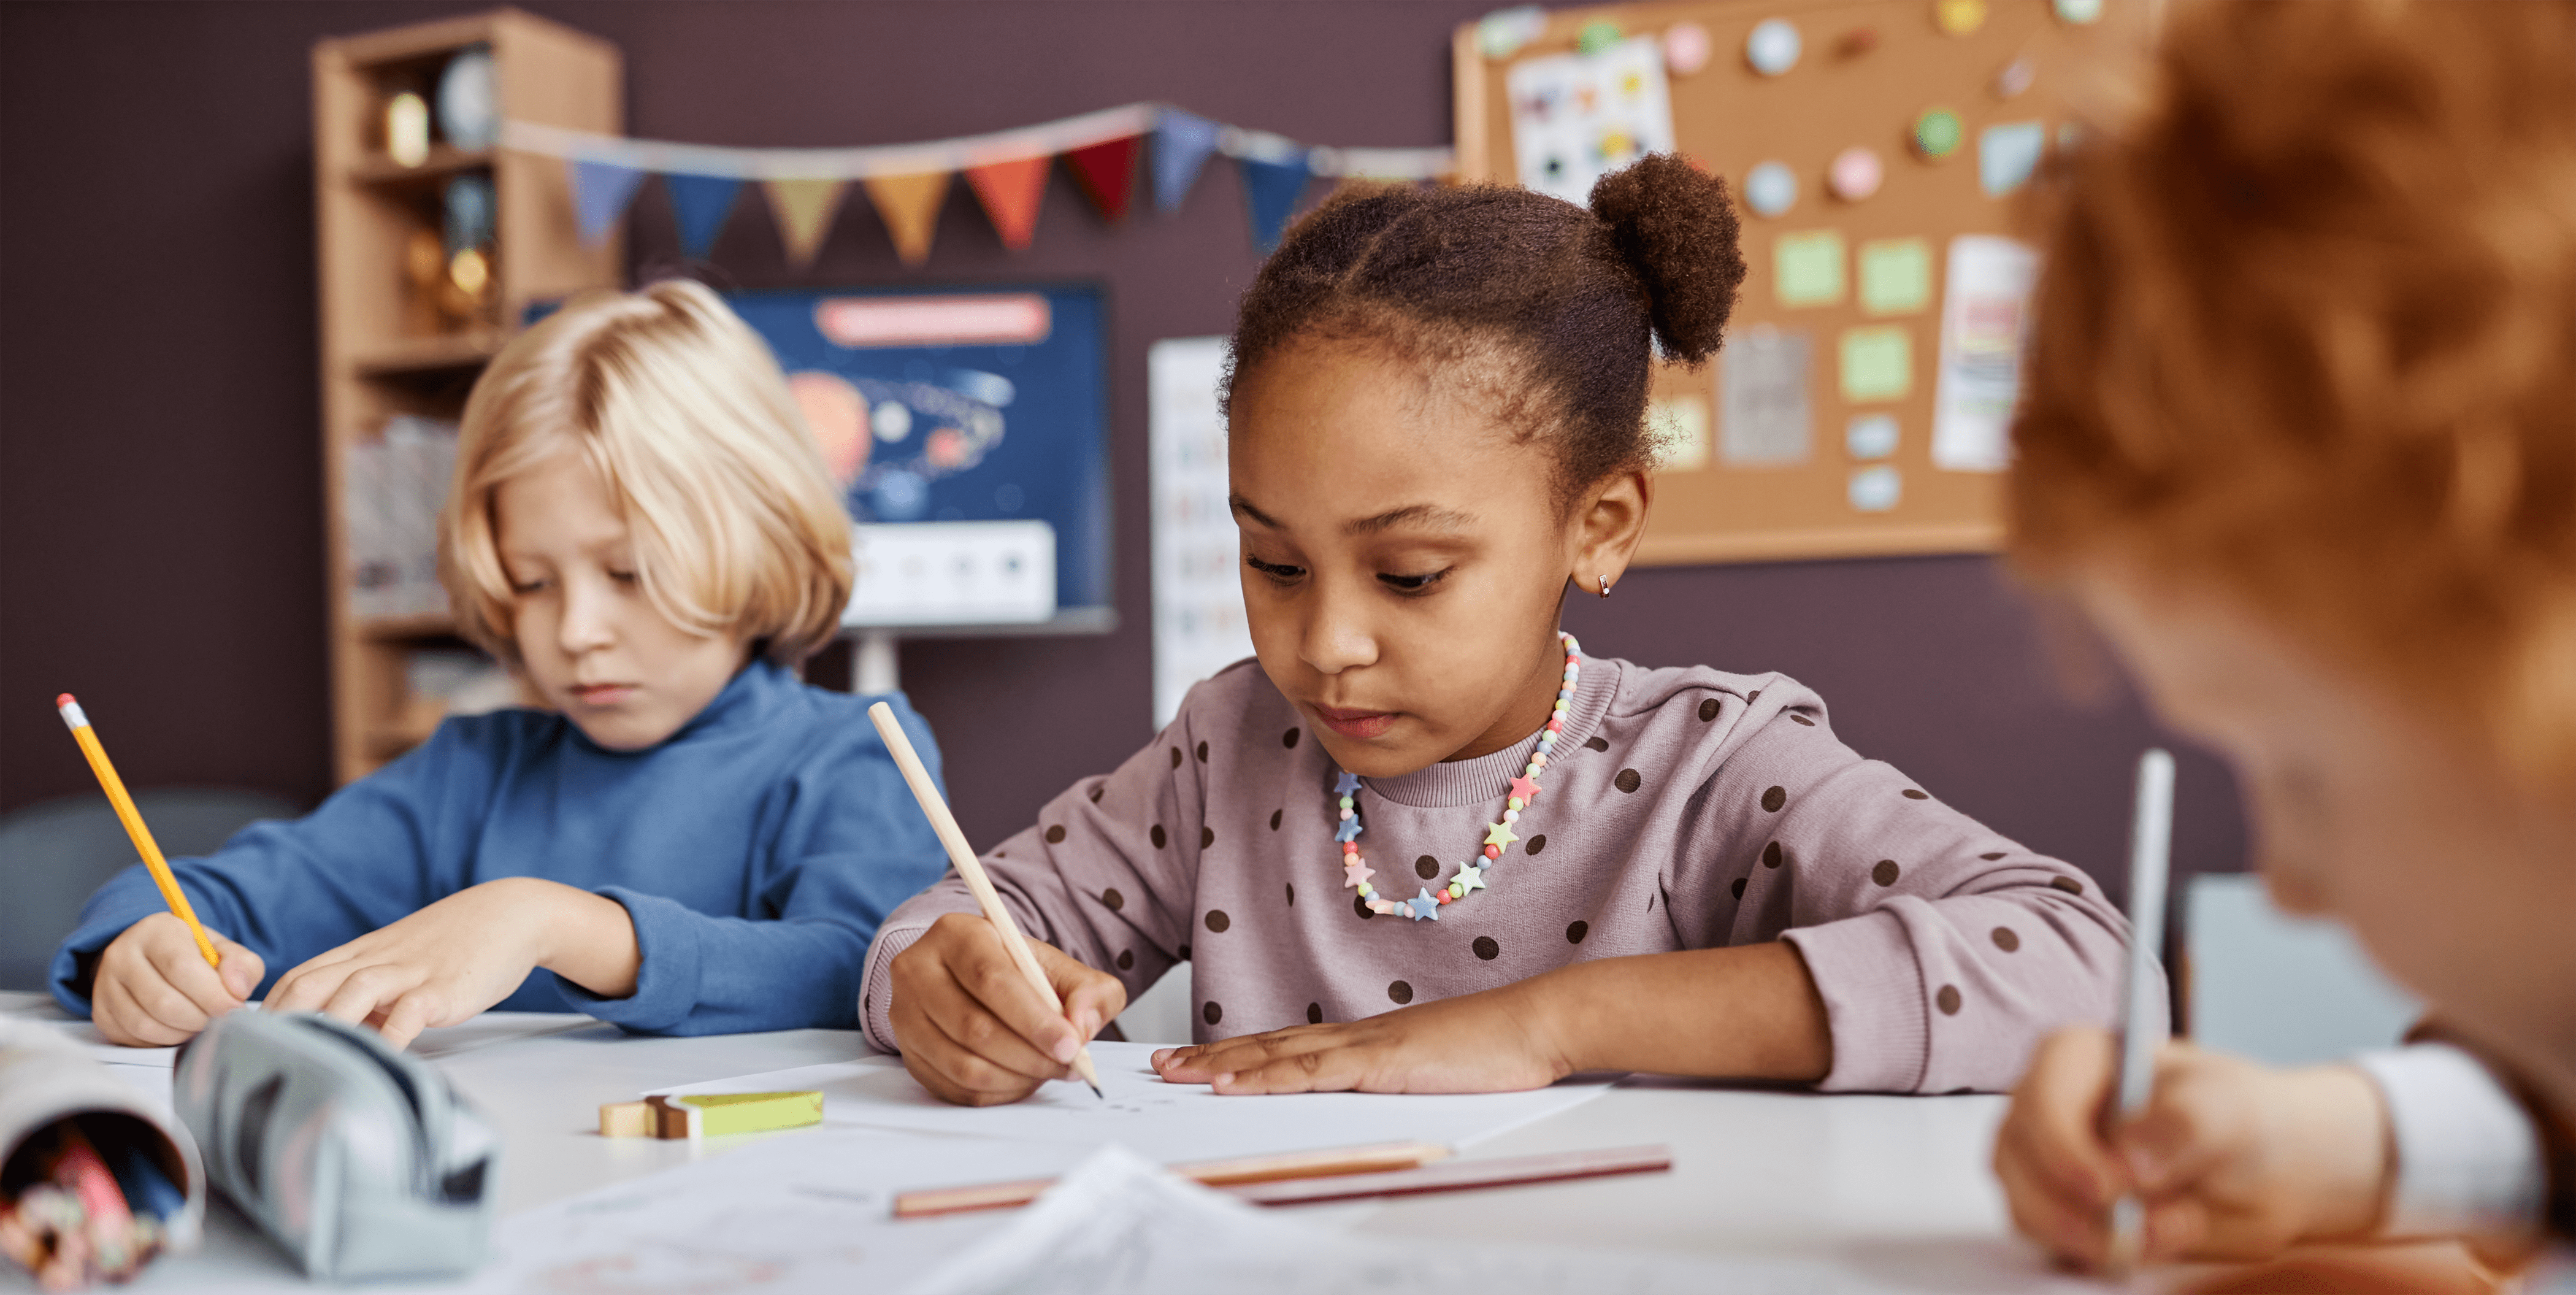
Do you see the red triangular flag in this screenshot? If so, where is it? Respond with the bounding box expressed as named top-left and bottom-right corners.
top-left (1063, 136), bottom-right (1141, 223)
top-left (965, 155), bottom-right (1049, 252)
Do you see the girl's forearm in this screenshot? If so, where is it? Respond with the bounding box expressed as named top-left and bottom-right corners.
top-left (521, 879), bottom-right (642, 999)
top-left (1526, 942), bottom-right (1833, 1082)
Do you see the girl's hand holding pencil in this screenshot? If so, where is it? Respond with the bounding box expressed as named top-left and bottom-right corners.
top-left (887, 913), bottom-right (1126, 1106)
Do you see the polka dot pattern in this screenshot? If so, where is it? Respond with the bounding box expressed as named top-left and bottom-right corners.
top-left (1473, 936), bottom-right (1500, 960)
top-left (2050, 876), bottom-right (2085, 896)
top-left (1901, 789), bottom-right (1929, 800)
top-left (1763, 841), bottom-right (1782, 868)
top-left (1169, 747), bottom-right (1183, 768)
top-left (1790, 714), bottom-right (1815, 727)
top-left (1195, 740), bottom-right (1209, 763)
top-left (1201, 826), bottom-right (1216, 848)
top-left (1991, 927), bottom-right (2019, 952)
top-left (1698, 697), bottom-right (1721, 721)
top-left (1205, 910), bottom-right (1230, 932)
top-left (1614, 768), bottom-right (1642, 793)
top-left (1150, 824), bottom-right (1168, 849)
top-left (1353, 894), bottom-right (1376, 920)
top-left (1584, 736), bottom-right (1611, 752)
top-left (1088, 785), bottom-right (1104, 803)
top-left (1388, 980), bottom-right (1414, 1004)
top-left (1270, 809), bottom-right (1283, 831)
top-left (1102, 888), bottom-right (1125, 911)
top-left (1307, 1002), bottom-right (1324, 1024)
top-left (1415, 855), bottom-right (1440, 880)
top-left (1203, 1001), bottom-right (1222, 1024)
top-left (1872, 860), bottom-right (1901, 886)
top-left (1526, 834), bottom-right (1547, 855)
top-left (1936, 985), bottom-right (1962, 1015)
top-left (1045, 825), bottom-right (1067, 843)
top-left (1761, 786), bottom-right (1787, 812)
top-left (1285, 882), bottom-right (1295, 906)
top-left (1116, 948), bottom-right (1135, 969)
top-left (1748, 690), bottom-right (1763, 702)
top-left (1980, 851), bottom-right (2006, 861)
top-left (1731, 877), bottom-right (1747, 899)
top-left (1283, 728), bottom-right (1301, 748)
top-left (1566, 920), bottom-right (1590, 945)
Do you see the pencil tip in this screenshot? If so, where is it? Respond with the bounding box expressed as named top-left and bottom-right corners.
top-left (1087, 1080), bottom-right (1105, 1099)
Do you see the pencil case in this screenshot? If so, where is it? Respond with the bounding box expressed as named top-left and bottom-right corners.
top-left (172, 1009), bottom-right (498, 1282)
top-left (0, 1021), bottom-right (205, 1285)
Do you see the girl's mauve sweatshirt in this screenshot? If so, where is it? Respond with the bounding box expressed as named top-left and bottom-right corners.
top-left (861, 654), bottom-right (2152, 1093)
top-left (54, 661), bottom-right (951, 1036)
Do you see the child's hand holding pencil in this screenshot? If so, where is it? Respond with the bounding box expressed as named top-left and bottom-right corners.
top-left (89, 916), bottom-right (264, 1047)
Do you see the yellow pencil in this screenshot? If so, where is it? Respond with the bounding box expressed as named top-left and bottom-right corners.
top-left (865, 701), bottom-right (1102, 1098)
top-left (56, 694), bottom-right (221, 970)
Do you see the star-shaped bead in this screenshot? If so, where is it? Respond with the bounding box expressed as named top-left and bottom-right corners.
top-left (1405, 888), bottom-right (1441, 921)
top-left (1342, 856), bottom-right (1374, 890)
top-left (1482, 821), bottom-right (1519, 850)
top-left (1453, 863), bottom-right (1486, 893)
top-left (1507, 775), bottom-right (1541, 804)
top-left (1333, 771), bottom-right (1362, 795)
top-left (1335, 817), bottom-right (1363, 843)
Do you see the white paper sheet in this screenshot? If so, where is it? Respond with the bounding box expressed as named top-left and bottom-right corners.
top-left (654, 1041), bottom-right (1613, 1166)
top-left (1931, 236), bottom-right (2041, 472)
top-left (1506, 36), bottom-right (1677, 205)
top-left (1148, 336), bottom-right (1255, 730)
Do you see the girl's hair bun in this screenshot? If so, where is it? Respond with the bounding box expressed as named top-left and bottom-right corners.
top-left (1589, 153), bottom-right (1746, 366)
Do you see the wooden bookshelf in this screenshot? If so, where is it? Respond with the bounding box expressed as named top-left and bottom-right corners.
top-left (313, 9), bottom-right (623, 783)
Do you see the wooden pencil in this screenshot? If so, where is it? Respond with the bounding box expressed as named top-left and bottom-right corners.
top-left (55, 695), bottom-right (220, 970)
top-left (895, 1140), bottom-right (1450, 1218)
top-left (865, 702), bottom-right (1103, 1098)
top-left (1219, 1143), bottom-right (1674, 1207)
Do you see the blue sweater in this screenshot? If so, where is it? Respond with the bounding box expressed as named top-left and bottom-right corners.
top-left (50, 661), bottom-right (951, 1035)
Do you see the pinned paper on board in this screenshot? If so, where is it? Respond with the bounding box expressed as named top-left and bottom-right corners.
top-left (1839, 325), bottom-right (1913, 402)
top-left (1651, 394), bottom-right (1713, 471)
top-left (1845, 413), bottom-right (1899, 461)
top-left (1506, 37), bottom-right (1677, 204)
top-left (1932, 235), bottom-right (2041, 471)
top-left (1979, 121), bottom-right (2046, 196)
top-left (1848, 464), bottom-right (1903, 512)
top-left (1773, 230), bottom-right (1846, 307)
top-left (1719, 327), bottom-right (1812, 466)
top-left (1858, 238), bottom-right (1932, 316)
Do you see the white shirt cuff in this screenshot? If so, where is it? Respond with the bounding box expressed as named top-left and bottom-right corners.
top-left (2354, 1042), bottom-right (2545, 1239)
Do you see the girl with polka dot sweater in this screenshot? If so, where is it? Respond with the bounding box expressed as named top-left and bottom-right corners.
top-left (861, 156), bottom-right (2144, 1105)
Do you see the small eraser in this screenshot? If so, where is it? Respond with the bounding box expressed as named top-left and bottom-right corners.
top-left (598, 1100), bottom-right (651, 1138)
top-left (56, 693), bottom-right (75, 708)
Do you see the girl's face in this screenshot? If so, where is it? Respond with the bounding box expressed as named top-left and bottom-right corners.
top-left (2078, 566), bottom-right (2576, 1104)
top-left (1227, 340), bottom-right (1647, 778)
top-left (491, 450), bottom-right (752, 751)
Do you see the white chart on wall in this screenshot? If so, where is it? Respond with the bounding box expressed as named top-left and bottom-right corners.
top-left (1148, 338), bottom-right (1255, 729)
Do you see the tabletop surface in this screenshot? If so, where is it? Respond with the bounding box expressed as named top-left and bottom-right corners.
top-left (2, 991), bottom-right (2058, 1291)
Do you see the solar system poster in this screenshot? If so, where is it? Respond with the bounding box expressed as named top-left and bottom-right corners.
top-left (726, 283), bottom-right (1111, 618)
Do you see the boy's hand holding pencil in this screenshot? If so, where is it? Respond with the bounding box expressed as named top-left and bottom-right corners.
top-left (90, 915), bottom-right (264, 1048)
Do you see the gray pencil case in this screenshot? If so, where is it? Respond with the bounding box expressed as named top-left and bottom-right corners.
top-left (173, 1010), bottom-right (498, 1282)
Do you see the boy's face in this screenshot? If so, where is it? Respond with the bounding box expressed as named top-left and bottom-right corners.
top-left (1225, 341), bottom-right (1629, 778)
top-left (492, 451), bottom-right (752, 752)
top-left (2079, 566), bottom-right (2576, 1103)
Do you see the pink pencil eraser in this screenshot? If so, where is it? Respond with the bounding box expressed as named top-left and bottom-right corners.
top-left (56, 693), bottom-right (75, 709)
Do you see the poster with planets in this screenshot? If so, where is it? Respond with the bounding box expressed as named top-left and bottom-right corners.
top-left (726, 283), bottom-right (1110, 621)
top-left (1505, 35), bottom-right (1677, 204)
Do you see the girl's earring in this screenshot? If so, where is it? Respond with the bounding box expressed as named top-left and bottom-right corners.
top-left (1598, 575), bottom-right (1612, 599)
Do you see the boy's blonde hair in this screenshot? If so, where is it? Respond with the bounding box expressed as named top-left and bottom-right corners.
top-left (2009, 0), bottom-right (2576, 788)
top-left (441, 279), bottom-right (853, 666)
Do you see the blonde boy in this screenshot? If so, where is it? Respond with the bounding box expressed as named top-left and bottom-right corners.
top-left (55, 280), bottom-right (951, 1046)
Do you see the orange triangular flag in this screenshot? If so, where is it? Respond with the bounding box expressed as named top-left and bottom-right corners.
top-left (862, 171), bottom-right (952, 266)
top-left (764, 178), bottom-right (848, 268)
top-left (965, 155), bottom-right (1049, 252)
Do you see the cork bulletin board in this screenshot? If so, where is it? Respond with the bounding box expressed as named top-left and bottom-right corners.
top-left (1454, 0), bottom-right (2145, 564)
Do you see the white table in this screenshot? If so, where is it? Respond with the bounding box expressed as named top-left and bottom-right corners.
top-left (2, 991), bottom-right (2036, 1290)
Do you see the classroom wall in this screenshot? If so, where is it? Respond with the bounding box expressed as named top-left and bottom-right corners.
top-left (0, 0), bottom-right (2247, 912)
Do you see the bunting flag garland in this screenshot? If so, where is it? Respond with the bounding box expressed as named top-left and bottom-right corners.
top-left (1063, 135), bottom-right (1141, 223)
top-left (1149, 110), bottom-right (1224, 213)
top-left (762, 178), bottom-right (848, 267)
top-left (964, 155), bottom-right (1051, 252)
top-left (503, 104), bottom-right (1451, 264)
top-left (1238, 154), bottom-right (1315, 254)
top-left (570, 159), bottom-right (647, 246)
top-left (862, 171), bottom-right (953, 266)
top-left (663, 172), bottom-right (743, 258)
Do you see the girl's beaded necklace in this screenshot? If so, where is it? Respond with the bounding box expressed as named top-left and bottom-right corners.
top-left (1337, 632), bottom-right (1581, 920)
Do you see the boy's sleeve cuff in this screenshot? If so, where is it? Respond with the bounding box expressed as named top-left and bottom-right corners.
top-left (559, 886), bottom-right (702, 1033)
top-left (2355, 1043), bottom-right (2547, 1239)
top-left (1782, 912), bottom-right (1930, 1093)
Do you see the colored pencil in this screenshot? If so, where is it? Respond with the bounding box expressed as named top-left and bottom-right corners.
top-left (1220, 1143), bottom-right (1672, 1207)
top-left (865, 701), bottom-right (1103, 1098)
top-left (895, 1140), bottom-right (1450, 1218)
top-left (55, 695), bottom-right (220, 970)
top-left (2107, 748), bottom-right (2175, 1272)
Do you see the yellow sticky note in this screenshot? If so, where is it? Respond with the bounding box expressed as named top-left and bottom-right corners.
top-left (1858, 239), bottom-right (1932, 317)
top-left (1840, 326), bottom-right (1913, 402)
top-left (1774, 230), bottom-right (1847, 307)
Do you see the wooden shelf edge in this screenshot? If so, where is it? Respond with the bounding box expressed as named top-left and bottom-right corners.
top-left (321, 12), bottom-right (502, 69)
top-left (349, 145), bottom-right (493, 186)
top-left (353, 611), bottom-right (458, 640)
top-left (1634, 520), bottom-right (2005, 567)
top-left (348, 331), bottom-right (507, 377)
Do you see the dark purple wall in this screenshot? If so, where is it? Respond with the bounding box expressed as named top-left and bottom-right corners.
top-left (0, 1), bottom-right (2247, 907)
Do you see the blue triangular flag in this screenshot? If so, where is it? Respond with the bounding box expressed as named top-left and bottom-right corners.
top-left (664, 172), bottom-right (744, 259)
top-left (570, 159), bottom-right (647, 246)
top-left (1237, 154), bottom-right (1313, 254)
top-left (1151, 109), bottom-right (1222, 213)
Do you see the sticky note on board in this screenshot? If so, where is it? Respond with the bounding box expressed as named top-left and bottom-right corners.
top-left (1773, 230), bottom-right (1847, 307)
top-left (1980, 121), bottom-right (2046, 197)
top-left (1651, 394), bottom-right (1713, 471)
top-left (1840, 326), bottom-right (1914, 402)
top-left (1719, 327), bottom-right (1812, 465)
top-left (1858, 239), bottom-right (1933, 316)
